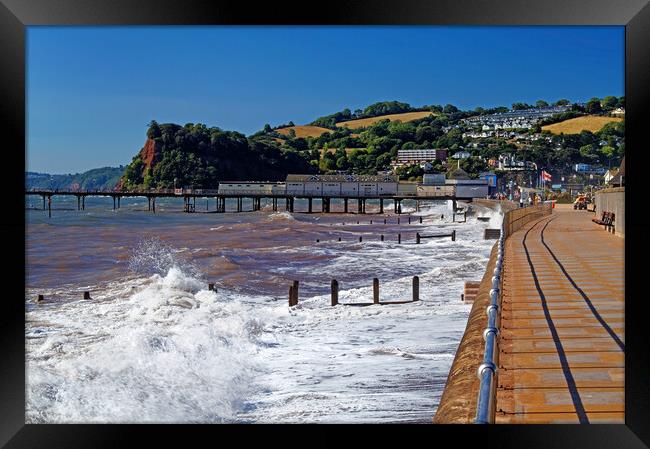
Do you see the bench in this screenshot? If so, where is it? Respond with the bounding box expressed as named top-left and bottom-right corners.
top-left (592, 211), bottom-right (615, 232)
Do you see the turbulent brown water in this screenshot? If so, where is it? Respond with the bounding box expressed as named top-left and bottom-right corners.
top-left (25, 195), bottom-right (501, 423)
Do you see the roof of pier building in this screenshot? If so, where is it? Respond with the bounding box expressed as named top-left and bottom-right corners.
top-left (286, 174), bottom-right (399, 183)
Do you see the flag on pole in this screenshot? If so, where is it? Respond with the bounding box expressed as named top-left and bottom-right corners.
top-left (541, 170), bottom-right (552, 182)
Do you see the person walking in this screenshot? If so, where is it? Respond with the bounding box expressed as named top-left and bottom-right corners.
top-left (519, 196), bottom-right (524, 208)
top-left (528, 196), bottom-right (533, 207)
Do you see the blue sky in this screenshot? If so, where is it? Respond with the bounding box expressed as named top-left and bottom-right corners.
top-left (27, 26), bottom-right (624, 174)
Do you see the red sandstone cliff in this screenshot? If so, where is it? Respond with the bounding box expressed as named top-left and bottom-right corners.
top-left (115, 138), bottom-right (162, 190)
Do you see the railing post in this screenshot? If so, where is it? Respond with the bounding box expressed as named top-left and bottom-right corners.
top-left (331, 279), bottom-right (339, 306)
top-left (412, 276), bottom-right (419, 301)
top-left (373, 278), bottom-right (379, 304)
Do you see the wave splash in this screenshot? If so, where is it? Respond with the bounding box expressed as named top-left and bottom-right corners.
top-left (27, 247), bottom-right (268, 423)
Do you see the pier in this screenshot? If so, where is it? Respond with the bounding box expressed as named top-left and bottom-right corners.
top-left (25, 188), bottom-right (466, 217)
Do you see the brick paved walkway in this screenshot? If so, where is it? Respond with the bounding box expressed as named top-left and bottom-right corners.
top-left (495, 204), bottom-right (624, 423)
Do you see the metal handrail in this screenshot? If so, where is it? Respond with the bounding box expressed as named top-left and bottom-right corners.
top-left (475, 223), bottom-right (504, 424)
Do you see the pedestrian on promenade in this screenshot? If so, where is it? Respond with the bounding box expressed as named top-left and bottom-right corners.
top-left (519, 196), bottom-right (524, 208)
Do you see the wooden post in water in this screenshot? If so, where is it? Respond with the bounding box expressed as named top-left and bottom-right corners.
top-left (338, 237), bottom-right (341, 242)
top-left (416, 232), bottom-right (421, 244)
top-left (408, 216), bottom-right (411, 224)
top-left (36, 294), bottom-right (44, 303)
top-left (398, 233), bottom-right (401, 244)
top-left (331, 279), bottom-right (339, 306)
top-left (412, 276), bottom-right (419, 301)
top-left (380, 235), bottom-right (384, 242)
top-left (373, 278), bottom-right (379, 304)
top-left (292, 280), bottom-right (299, 305)
top-left (419, 216), bottom-right (423, 224)
top-left (384, 218), bottom-right (386, 224)
top-left (397, 217), bottom-right (400, 225)
top-left (359, 236), bottom-right (363, 242)
top-left (452, 230), bottom-right (456, 241)
top-left (289, 286), bottom-right (294, 306)
top-left (83, 291), bottom-right (91, 300)
top-left (208, 283), bottom-right (215, 291)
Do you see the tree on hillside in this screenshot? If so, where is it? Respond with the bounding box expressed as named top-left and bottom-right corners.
top-left (443, 104), bottom-right (459, 114)
top-left (512, 102), bottom-right (533, 110)
top-left (536, 100), bottom-right (549, 108)
top-left (147, 120), bottom-right (162, 139)
top-left (554, 99), bottom-right (570, 106)
top-left (601, 96), bottom-right (618, 111)
top-left (585, 97), bottom-right (603, 114)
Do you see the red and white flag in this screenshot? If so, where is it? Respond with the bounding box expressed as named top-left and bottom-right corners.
top-left (541, 170), bottom-right (552, 181)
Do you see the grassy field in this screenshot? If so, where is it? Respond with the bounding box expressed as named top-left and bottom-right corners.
top-left (542, 115), bottom-right (623, 134)
top-left (335, 111), bottom-right (436, 129)
top-left (275, 125), bottom-right (332, 138)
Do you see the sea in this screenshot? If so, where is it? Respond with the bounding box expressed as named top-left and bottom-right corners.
top-left (25, 195), bottom-right (503, 423)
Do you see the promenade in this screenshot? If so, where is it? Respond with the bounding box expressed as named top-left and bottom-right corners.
top-left (495, 204), bottom-right (624, 423)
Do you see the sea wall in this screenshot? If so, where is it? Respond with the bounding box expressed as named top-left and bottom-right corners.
top-left (595, 187), bottom-right (625, 237)
top-left (433, 199), bottom-right (517, 423)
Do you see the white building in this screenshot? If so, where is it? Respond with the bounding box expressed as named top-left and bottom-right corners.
top-left (285, 174), bottom-right (399, 197)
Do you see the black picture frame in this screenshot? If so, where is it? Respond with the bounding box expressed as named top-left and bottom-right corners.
top-left (2, 0), bottom-right (648, 447)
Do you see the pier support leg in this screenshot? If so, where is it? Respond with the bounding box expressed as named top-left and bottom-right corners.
top-left (48, 195), bottom-right (51, 218)
top-left (82, 195), bottom-right (85, 210)
top-left (394, 199), bottom-right (397, 213)
top-left (148, 197), bottom-right (151, 211)
top-left (272, 198), bottom-right (277, 211)
top-left (397, 200), bottom-right (402, 214)
top-left (379, 198), bottom-right (383, 214)
top-left (117, 196), bottom-right (121, 209)
top-left (358, 198), bottom-right (362, 214)
top-left (77, 196), bottom-right (80, 211)
top-left (344, 198), bottom-right (348, 213)
top-left (309, 197), bottom-right (313, 213)
top-left (289, 198), bottom-right (294, 213)
top-left (362, 199), bottom-right (366, 214)
top-left (286, 198), bottom-right (290, 211)
top-left (113, 196), bottom-right (116, 210)
top-left (152, 197), bottom-right (156, 213)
